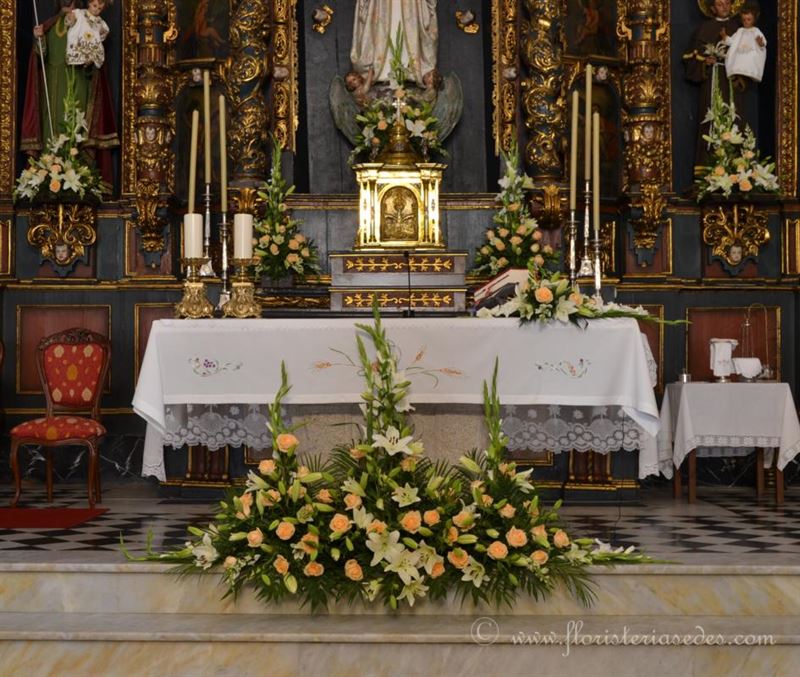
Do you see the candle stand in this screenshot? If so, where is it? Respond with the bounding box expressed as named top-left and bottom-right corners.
top-left (592, 236), bottom-right (603, 300)
top-left (579, 180), bottom-right (594, 277)
top-left (219, 211), bottom-right (230, 294)
top-left (223, 258), bottom-right (261, 318)
top-left (176, 257), bottom-right (214, 318)
top-left (199, 184), bottom-right (214, 277)
top-left (567, 209), bottom-right (579, 288)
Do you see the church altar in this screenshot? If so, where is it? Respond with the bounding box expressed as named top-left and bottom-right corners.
top-left (133, 316), bottom-right (661, 481)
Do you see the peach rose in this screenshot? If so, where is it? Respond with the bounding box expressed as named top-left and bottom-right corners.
top-left (50, 163), bottom-right (62, 173)
top-left (400, 457), bottom-right (417, 472)
top-left (273, 554), bottom-right (290, 575)
top-left (239, 492), bottom-right (253, 517)
top-left (530, 243), bottom-right (540, 254)
top-left (534, 287), bottom-right (554, 303)
top-left (506, 526), bottom-right (528, 548)
top-left (739, 179), bottom-right (753, 192)
top-left (296, 233), bottom-right (306, 243)
top-left (286, 253), bottom-right (300, 265)
top-left (247, 528), bottom-right (264, 548)
top-left (553, 530), bottom-right (570, 548)
top-left (480, 246), bottom-right (490, 256)
top-left (316, 488), bottom-right (333, 503)
top-left (344, 559), bottom-right (364, 581)
top-left (344, 493), bottom-right (363, 510)
top-left (531, 550), bottom-right (549, 566)
top-left (499, 503), bottom-right (516, 519)
top-left (400, 510), bottom-right (422, 533)
top-left (296, 466), bottom-right (310, 478)
top-left (377, 119), bottom-right (388, 131)
top-left (269, 243), bottom-right (280, 255)
top-left (299, 532), bottom-right (319, 554)
top-left (542, 244), bottom-right (554, 255)
top-left (729, 174), bottom-right (740, 183)
top-left (301, 247), bottom-right (310, 258)
top-left (496, 257), bottom-right (508, 268)
top-left (481, 494), bottom-right (493, 507)
top-left (49, 179), bottom-right (61, 192)
top-left (275, 433), bottom-right (299, 453)
top-left (288, 239), bottom-right (300, 250)
top-left (368, 519), bottom-right (387, 534)
top-left (533, 254), bottom-right (545, 267)
top-left (275, 521), bottom-right (296, 540)
top-left (453, 511), bottom-right (474, 530)
top-left (349, 446), bottom-right (366, 460)
top-left (430, 561), bottom-right (446, 578)
top-left (304, 561), bottom-right (325, 577)
top-left (516, 225), bottom-right (528, 235)
top-left (498, 228), bottom-right (510, 238)
top-left (531, 524), bottom-right (548, 545)
top-left (447, 548), bottom-right (469, 569)
top-left (487, 541), bottom-right (508, 560)
top-left (423, 509), bottom-right (441, 526)
top-left (494, 239), bottom-right (506, 251)
top-left (329, 513), bottom-right (351, 533)
top-left (510, 236), bottom-right (522, 246)
top-left (445, 526), bottom-right (459, 545)
top-left (258, 459), bottom-right (276, 474)
top-left (532, 230), bottom-right (543, 241)
top-left (260, 488), bottom-right (281, 507)
top-left (224, 556), bottom-right (237, 569)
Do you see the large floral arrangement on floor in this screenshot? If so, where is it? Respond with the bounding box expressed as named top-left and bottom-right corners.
top-left (472, 143), bottom-right (558, 277)
top-left (695, 71), bottom-right (779, 200)
top-left (14, 70), bottom-right (103, 203)
top-left (127, 307), bottom-right (648, 610)
top-left (253, 139), bottom-right (320, 282)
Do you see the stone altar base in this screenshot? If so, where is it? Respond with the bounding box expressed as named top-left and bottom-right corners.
top-left (0, 560), bottom-right (797, 675)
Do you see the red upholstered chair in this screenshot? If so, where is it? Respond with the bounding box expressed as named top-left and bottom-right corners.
top-left (10, 328), bottom-right (110, 507)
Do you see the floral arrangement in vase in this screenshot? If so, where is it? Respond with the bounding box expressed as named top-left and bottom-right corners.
top-left (695, 72), bottom-right (779, 200)
top-left (126, 306), bottom-right (649, 610)
top-left (253, 139), bottom-right (320, 282)
top-left (14, 70), bottom-right (103, 203)
top-left (472, 143), bottom-right (558, 277)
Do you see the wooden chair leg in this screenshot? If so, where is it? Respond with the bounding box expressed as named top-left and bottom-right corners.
top-left (9, 439), bottom-right (21, 507)
top-left (688, 451), bottom-right (697, 503)
top-left (46, 448), bottom-right (54, 503)
top-left (755, 448), bottom-right (765, 498)
top-left (673, 462), bottom-right (682, 499)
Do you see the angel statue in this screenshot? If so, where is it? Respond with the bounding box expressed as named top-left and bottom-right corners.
top-left (330, 0), bottom-right (462, 161)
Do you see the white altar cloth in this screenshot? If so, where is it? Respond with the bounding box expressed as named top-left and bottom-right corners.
top-left (133, 317), bottom-right (660, 480)
top-left (657, 382), bottom-right (800, 476)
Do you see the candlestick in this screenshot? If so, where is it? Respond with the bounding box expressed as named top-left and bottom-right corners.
top-left (592, 111), bottom-right (600, 240)
top-left (188, 110), bottom-right (199, 213)
top-left (568, 209), bottom-right (578, 288)
top-left (593, 236), bottom-right (603, 299)
top-left (233, 213), bottom-right (254, 259)
top-left (218, 95), bottom-right (227, 213)
top-left (203, 70), bottom-right (212, 185)
top-left (219, 211), bottom-right (230, 294)
top-left (183, 214), bottom-right (203, 258)
top-left (569, 90), bottom-right (578, 212)
top-left (223, 258), bottom-right (261, 318)
top-left (176, 257), bottom-right (214, 319)
top-left (578, 179), bottom-right (593, 277)
top-left (584, 63), bottom-right (592, 180)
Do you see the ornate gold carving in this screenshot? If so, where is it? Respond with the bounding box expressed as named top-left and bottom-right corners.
top-left (519, 0), bottom-right (563, 177)
top-left (176, 258), bottom-right (214, 318)
top-left (491, 0), bottom-right (519, 155)
top-left (0, 0), bottom-right (15, 194)
top-left (630, 183), bottom-right (667, 262)
top-left (381, 187), bottom-right (419, 241)
top-left (455, 10), bottom-right (479, 34)
top-left (534, 182), bottom-right (564, 229)
top-left (343, 291), bottom-right (455, 309)
top-left (343, 255), bottom-right (455, 274)
top-left (782, 218), bottom-right (800, 276)
top-left (702, 204), bottom-right (770, 269)
top-left (235, 187), bottom-right (259, 214)
top-left (777, 0), bottom-right (797, 196)
top-left (270, 0), bottom-right (298, 152)
top-left (311, 5), bottom-right (333, 34)
top-left (224, 260), bottom-right (261, 318)
top-left (27, 203), bottom-right (97, 268)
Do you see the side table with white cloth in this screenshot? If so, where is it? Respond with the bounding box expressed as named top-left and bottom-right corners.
top-left (658, 382), bottom-right (800, 504)
top-left (133, 317), bottom-right (661, 483)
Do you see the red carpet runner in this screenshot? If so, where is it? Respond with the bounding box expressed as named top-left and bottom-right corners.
top-left (0, 508), bottom-right (107, 529)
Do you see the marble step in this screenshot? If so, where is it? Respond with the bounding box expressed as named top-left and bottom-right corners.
top-left (1, 562), bottom-right (800, 617)
top-left (0, 612), bottom-right (797, 676)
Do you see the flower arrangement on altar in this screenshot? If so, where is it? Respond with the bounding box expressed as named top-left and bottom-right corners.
top-left (126, 307), bottom-right (649, 610)
top-left (472, 143), bottom-right (558, 277)
top-left (350, 29), bottom-right (444, 164)
top-left (253, 139), bottom-right (320, 282)
top-left (695, 72), bottom-right (779, 200)
top-left (14, 70), bottom-right (103, 203)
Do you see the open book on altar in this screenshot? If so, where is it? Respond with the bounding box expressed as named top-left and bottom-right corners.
top-left (473, 268), bottom-right (529, 309)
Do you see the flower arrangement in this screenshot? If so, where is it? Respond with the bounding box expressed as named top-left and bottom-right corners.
top-left (478, 267), bottom-right (665, 327)
top-left (14, 70), bottom-right (103, 203)
top-left (473, 143), bottom-right (558, 277)
top-left (350, 28), bottom-right (444, 164)
top-left (695, 71), bottom-right (779, 200)
top-left (126, 307), bottom-right (649, 610)
top-left (253, 139), bottom-right (320, 282)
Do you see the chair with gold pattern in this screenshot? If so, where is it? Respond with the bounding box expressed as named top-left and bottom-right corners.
top-left (9, 328), bottom-right (110, 507)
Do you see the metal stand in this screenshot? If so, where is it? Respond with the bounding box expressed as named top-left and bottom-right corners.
top-left (568, 209), bottom-right (578, 288)
top-left (592, 235), bottom-right (603, 301)
top-left (218, 212), bottom-right (230, 301)
top-left (578, 179), bottom-right (594, 277)
top-left (223, 258), bottom-right (261, 318)
top-left (199, 183), bottom-right (214, 277)
top-left (175, 257), bottom-right (214, 318)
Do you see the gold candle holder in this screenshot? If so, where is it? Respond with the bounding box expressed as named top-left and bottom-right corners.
top-left (176, 257), bottom-right (215, 318)
top-left (223, 258), bottom-right (261, 318)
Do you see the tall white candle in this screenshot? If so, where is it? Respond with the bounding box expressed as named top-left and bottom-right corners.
top-left (203, 70), bottom-right (212, 184)
top-left (218, 94), bottom-right (227, 213)
top-left (188, 110), bottom-right (199, 213)
top-left (233, 213), bottom-right (254, 259)
top-left (569, 90), bottom-right (579, 211)
top-left (584, 63), bottom-right (592, 181)
top-left (592, 111), bottom-right (600, 238)
top-left (183, 213), bottom-right (204, 258)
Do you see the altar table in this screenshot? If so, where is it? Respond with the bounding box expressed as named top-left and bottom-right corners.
top-left (133, 317), bottom-right (660, 481)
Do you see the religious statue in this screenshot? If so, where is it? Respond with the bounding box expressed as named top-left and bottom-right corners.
top-left (20, 0), bottom-right (119, 186)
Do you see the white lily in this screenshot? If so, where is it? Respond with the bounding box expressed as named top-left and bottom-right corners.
top-left (391, 482), bottom-right (421, 507)
top-left (383, 548), bottom-right (421, 585)
top-left (398, 579), bottom-right (429, 607)
top-left (373, 425), bottom-right (415, 456)
top-left (460, 557), bottom-right (489, 588)
top-left (366, 530), bottom-right (404, 566)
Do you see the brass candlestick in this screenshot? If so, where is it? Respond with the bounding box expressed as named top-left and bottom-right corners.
top-left (176, 257), bottom-right (214, 318)
top-left (567, 208), bottom-right (578, 288)
top-left (223, 258), bottom-right (261, 318)
top-left (578, 179), bottom-right (594, 277)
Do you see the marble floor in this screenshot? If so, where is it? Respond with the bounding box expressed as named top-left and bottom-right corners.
top-left (1, 480), bottom-right (798, 566)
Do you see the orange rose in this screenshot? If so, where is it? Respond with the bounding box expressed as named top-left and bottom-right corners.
top-left (288, 239), bottom-right (300, 250)
top-left (349, 447), bottom-right (366, 460)
top-left (224, 556), bottom-right (237, 569)
top-left (739, 179), bottom-right (753, 192)
top-left (510, 236), bottom-right (522, 246)
top-left (368, 519), bottom-right (387, 534)
top-left (344, 493), bottom-right (362, 510)
top-left (247, 528), bottom-right (264, 548)
top-left (269, 243), bottom-right (280, 255)
top-left (423, 509), bottom-right (440, 526)
top-left (275, 521), bottom-right (295, 540)
top-left (531, 550), bottom-right (549, 566)
top-left (258, 459), bottom-right (276, 474)
top-left (534, 287), bottom-right (554, 303)
top-left (400, 510), bottom-right (422, 533)
top-left (239, 492), bottom-right (253, 517)
top-left (300, 247), bottom-right (310, 258)
top-left (533, 254), bottom-right (545, 267)
top-left (259, 488), bottom-right (281, 508)
top-left (516, 225), bottom-right (528, 235)
top-left (494, 239), bottom-right (506, 251)
top-left (487, 541), bottom-right (508, 560)
top-left (304, 561), bottom-right (325, 577)
top-left (499, 504), bottom-right (516, 519)
top-left (286, 253), bottom-right (300, 265)
top-left (532, 230), bottom-right (543, 241)
top-left (49, 179), bottom-right (61, 192)
top-left (497, 228), bottom-right (510, 238)
top-left (273, 554), bottom-right (290, 575)
top-left (329, 513), bottom-right (351, 533)
top-left (445, 526), bottom-right (459, 545)
top-left (481, 494), bottom-right (493, 507)
top-left (430, 561), bottom-right (446, 578)
top-left (316, 488), bottom-right (333, 503)
top-left (275, 433), bottom-right (299, 453)
top-left (377, 119), bottom-right (388, 131)
top-left (447, 548), bottom-right (469, 569)
top-left (531, 524), bottom-right (548, 545)
top-left (553, 530), bottom-right (570, 548)
top-left (344, 559), bottom-right (364, 581)
top-left (299, 532), bottom-right (319, 554)
top-left (505, 526), bottom-right (528, 548)
top-left (453, 511), bottom-right (474, 530)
